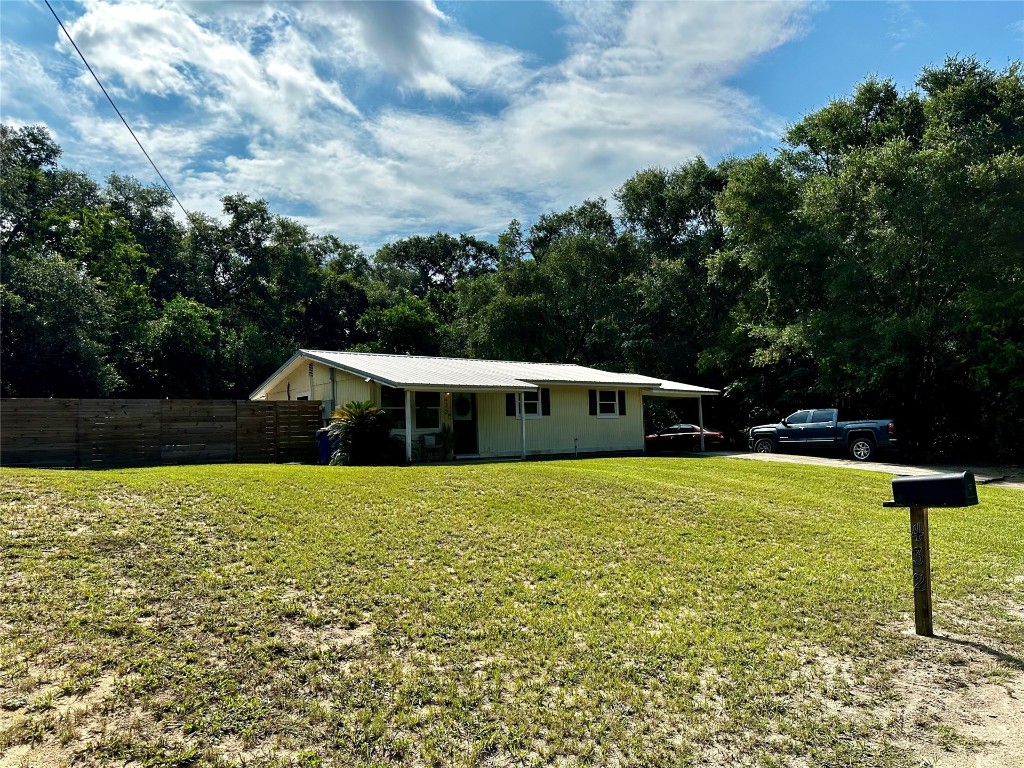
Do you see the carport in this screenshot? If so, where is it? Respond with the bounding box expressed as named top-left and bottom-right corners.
top-left (641, 380), bottom-right (720, 451)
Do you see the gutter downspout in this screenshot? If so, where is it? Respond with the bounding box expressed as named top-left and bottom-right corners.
top-left (698, 395), bottom-right (705, 452)
top-left (405, 389), bottom-right (413, 463)
top-left (519, 392), bottom-right (526, 460)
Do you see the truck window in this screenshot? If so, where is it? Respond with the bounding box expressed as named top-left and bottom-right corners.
top-left (810, 409), bottom-right (836, 423)
top-left (785, 411), bottom-right (810, 424)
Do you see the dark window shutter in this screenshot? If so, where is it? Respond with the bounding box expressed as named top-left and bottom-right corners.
top-left (541, 388), bottom-right (551, 416)
top-left (618, 390), bottom-right (627, 415)
top-left (506, 393), bottom-right (516, 416)
top-left (588, 389), bottom-right (597, 416)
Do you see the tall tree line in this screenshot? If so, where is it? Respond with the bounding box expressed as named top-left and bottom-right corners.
top-left (2, 58), bottom-right (1020, 460)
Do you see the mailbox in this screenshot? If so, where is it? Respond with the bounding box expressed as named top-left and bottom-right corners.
top-left (884, 471), bottom-right (978, 508)
top-left (883, 470), bottom-right (979, 637)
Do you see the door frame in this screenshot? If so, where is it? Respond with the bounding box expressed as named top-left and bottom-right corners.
top-left (452, 392), bottom-right (479, 457)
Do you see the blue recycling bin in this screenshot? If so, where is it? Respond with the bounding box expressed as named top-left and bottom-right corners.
top-left (317, 428), bottom-right (332, 465)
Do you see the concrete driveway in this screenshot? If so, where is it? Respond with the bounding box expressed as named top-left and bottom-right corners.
top-left (705, 451), bottom-right (1024, 490)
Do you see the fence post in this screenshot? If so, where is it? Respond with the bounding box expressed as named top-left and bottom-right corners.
top-left (273, 402), bottom-right (281, 463)
top-left (74, 398), bottom-right (82, 468)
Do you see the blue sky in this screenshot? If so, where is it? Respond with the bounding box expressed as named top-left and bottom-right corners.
top-left (2, 1), bottom-right (1021, 250)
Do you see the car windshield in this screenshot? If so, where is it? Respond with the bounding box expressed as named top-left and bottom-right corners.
top-left (667, 424), bottom-right (696, 432)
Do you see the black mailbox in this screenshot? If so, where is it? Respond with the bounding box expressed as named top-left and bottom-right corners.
top-left (885, 471), bottom-right (978, 508)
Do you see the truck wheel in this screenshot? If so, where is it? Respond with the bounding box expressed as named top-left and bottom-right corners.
top-left (849, 437), bottom-right (875, 461)
top-left (753, 438), bottom-right (775, 454)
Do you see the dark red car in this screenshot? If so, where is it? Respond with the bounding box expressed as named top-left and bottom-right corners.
top-left (645, 423), bottom-right (724, 452)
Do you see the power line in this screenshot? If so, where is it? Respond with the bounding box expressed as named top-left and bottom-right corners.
top-left (44, 0), bottom-right (191, 220)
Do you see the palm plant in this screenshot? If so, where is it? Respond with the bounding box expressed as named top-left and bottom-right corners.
top-left (327, 401), bottom-right (392, 465)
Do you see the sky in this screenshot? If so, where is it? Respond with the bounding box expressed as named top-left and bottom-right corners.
top-left (1, 0), bottom-right (1021, 250)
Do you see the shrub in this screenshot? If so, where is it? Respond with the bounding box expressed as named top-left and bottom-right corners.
top-left (327, 401), bottom-right (393, 466)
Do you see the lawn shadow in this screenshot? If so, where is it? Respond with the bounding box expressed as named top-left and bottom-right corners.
top-left (932, 633), bottom-right (1024, 671)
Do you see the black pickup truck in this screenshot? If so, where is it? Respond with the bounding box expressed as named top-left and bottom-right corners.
top-left (747, 408), bottom-right (897, 462)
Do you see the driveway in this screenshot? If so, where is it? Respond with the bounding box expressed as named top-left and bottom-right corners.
top-left (705, 451), bottom-right (1024, 490)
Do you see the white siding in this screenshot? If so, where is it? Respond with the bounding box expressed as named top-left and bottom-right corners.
top-left (477, 385), bottom-right (644, 458)
top-left (263, 361), bottom-right (371, 419)
top-left (262, 366), bottom-right (644, 457)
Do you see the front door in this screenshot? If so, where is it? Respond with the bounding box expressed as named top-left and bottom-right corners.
top-left (452, 393), bottom-right (478, 455)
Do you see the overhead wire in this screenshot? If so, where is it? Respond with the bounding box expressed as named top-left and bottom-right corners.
top-left (43, 0), bottom-right (191, 220)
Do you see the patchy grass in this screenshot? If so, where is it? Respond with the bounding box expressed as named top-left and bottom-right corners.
top-left (0, 457), bottom-right (1021, 767)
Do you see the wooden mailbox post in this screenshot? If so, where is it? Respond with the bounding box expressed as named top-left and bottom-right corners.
top-left (884, 471), bottom-right (979, 637)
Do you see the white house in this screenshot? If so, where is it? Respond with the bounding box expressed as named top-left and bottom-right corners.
top-left (249, 350), bottom-right (718, 461)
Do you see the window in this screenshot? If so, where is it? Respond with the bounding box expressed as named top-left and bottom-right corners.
top-left (785, 411), bottom-right (810, 424)
top-left (598, 390), bottom-right (618, 418)
top-left (506, 389), bottom-right (550, 418)
top-left (589, 389), bottom-right (626, 418)
top-left (519, 391), bottom-right (541, 419)
top-left (380, 386), bottom-right (406, 428)
top-left (810, 409), bottom-right (835, 424)
top-left (415, 392), bottom-right (441, 429)
top-left (667, 424), bottom-right (697, 434)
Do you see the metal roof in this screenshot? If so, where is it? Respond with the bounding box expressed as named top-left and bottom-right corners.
top-left (641, 378), bottom-right (720, 397)
top-left (249, 350), bottom-right (719, 399)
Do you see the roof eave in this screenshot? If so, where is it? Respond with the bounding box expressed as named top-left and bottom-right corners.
top-left (642, 387), bottom-right (720, 397)
top-left (248, 351), bottom-right (304, 400)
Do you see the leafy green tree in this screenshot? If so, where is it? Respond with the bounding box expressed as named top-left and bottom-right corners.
top-left (100, 174), bottom-right (186, 303)
top-left (374, 232), bottom-right (497, 297)
top-left (712, 57), bottom-right (1024, 459)
top-left (457, 200), bottom-right (634, 365)
top-left (146, 295), bottom-right (220, 397)
top-left (70, 208), bottom-right (156, 393)
top-left (356, 295), bottom-right (441, 355)
top-left (1, 253), bottom-right (116, 396)
top-left (615, 159), bottom-right (730, 381)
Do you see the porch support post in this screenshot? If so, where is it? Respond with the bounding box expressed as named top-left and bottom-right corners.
top-left (698, 395), bottom-right (705, 452)
top-left (519, 392), bottom-right (527, 459)
top-left (405, 389), bottom-right (413, 463)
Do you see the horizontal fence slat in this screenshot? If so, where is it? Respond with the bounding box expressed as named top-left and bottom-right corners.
top-left (2, 398), bottom-right (321, 469)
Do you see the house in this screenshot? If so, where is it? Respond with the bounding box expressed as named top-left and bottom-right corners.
top-left (249, 350), bottom-right (718, 461)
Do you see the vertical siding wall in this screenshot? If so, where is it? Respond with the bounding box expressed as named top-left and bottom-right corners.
top-left (262, 362), bottom-right (371, 417)
top-left (259, 363), bottom-right (645, 458)
top-left (477, 386), bottom-right (644, 458)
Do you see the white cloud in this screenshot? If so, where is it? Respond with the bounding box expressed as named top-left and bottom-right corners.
top-left (2, 0), bottom-right (812, 248)
top-left (887, 1), bottom-right (926, 51)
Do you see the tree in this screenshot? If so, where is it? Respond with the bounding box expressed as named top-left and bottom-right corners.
top-left (456, 200), bottom-right (634, 365)
top-left (146, 295), bottom-right (220, 397)
top-left (373, 232), bottom-right (497, 297)
top-left (100, 174), bottom-right (186, 303)
top-left (711, 57), bottom-right (1024, 459)
top-left (1, 253), bottom-right (116, 397)
top-left (356, 295), bottom-right (441, 355)
top-left (615, 159), bottom-right (730, 382)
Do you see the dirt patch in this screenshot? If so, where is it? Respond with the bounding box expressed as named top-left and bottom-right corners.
top-left (0, 742), bottom-right (75, 768)
top-left (0, 672), bottom-right (117, 767)
top-left (284, 620), bottom-right (375, 653)
top-left (889, 628), bottom-right (1024, 767)
top-left (909, 673), bottom-right (1023, 767)
top-left (215, 735), bottom-right (298, 766)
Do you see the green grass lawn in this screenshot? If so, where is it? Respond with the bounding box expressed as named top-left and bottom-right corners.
top-left (1, 458), bottom-right (1021, 767)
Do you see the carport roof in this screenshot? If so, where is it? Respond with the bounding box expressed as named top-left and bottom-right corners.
top-left (249, 350), bottom-right (719, 398)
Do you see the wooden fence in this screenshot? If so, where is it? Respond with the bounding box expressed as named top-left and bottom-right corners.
top-left (0, 399), bottom-right (323, 468)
